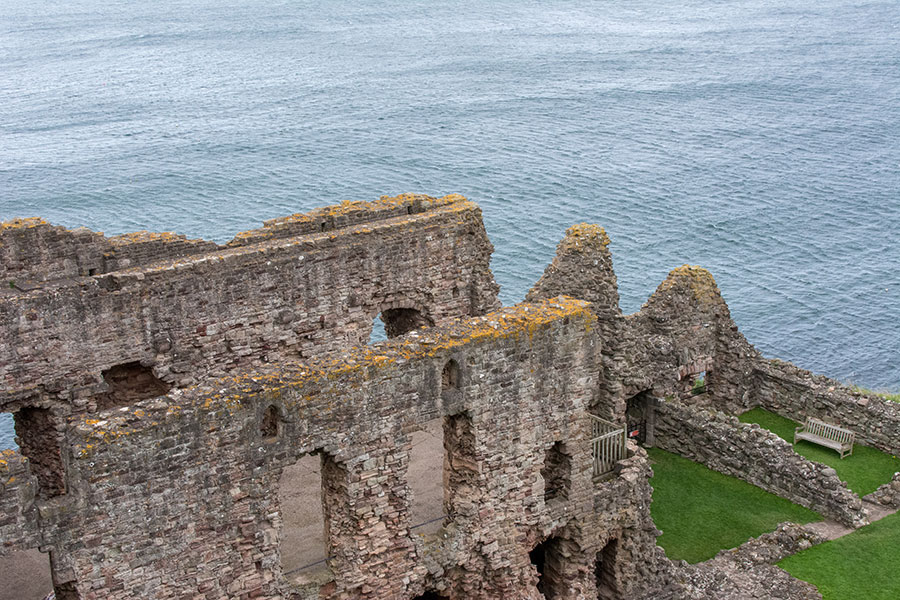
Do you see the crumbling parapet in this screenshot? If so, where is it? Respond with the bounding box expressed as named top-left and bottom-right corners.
top-left (227, 193), bottom-right (464, 247)
top-left (0, 217), bottom-right (218, 285)
top-left (622, 265), bottom-right (760, 404)
top-left (527, 223), bottom-right (620, 319)
top-left (527, 223), bottom-right (626, 423)
top-left (653, 399), bottom-right (868, 528)
top-left (0, 194), bottom-right (500, 416)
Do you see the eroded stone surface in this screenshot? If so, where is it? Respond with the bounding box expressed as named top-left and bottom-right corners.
top-left (1, 198), bottom-right (891, 599)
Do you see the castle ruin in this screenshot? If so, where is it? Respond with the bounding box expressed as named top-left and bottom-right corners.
top-left (1, 194), bottom-right (898, 599)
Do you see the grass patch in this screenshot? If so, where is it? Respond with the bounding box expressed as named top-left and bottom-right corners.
top-left (851, 385), bottom-right (900, 403)
top-left (739, 408), bottom-right (900, 496)
top-left (647, 447), bottom-right (821, 563)
top-left (779, 511), bottom-right (900, 599)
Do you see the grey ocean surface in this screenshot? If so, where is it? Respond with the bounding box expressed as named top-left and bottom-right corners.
top-left (1, 0), bottom-right (898, 449)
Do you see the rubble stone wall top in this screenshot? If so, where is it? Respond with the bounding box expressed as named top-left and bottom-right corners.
top-left (0, 195), bottom-right (499, 412)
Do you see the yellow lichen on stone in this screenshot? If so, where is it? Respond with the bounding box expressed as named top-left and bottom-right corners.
top-left (658, 265), bottom-right (722, 304)
top-left (559, 223), bottom-right (611, 254)
top-left (70, 297), bottom-right (593, 455)
top-left (109, 230), bottom-right (208, 247)
top-left (0, 216), bottom-right (50, 231)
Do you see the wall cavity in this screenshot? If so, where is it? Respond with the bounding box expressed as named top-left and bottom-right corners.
top-left (14, 407), bottom-right (65, 499)
top-left (97, 362), bottom-right (171, 411)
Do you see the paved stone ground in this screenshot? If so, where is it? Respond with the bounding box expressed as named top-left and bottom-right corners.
top-left (804, 500), bottom-right (895, 542)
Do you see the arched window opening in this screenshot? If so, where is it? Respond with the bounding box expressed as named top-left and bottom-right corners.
top-left (381, 308), bottom-right (434, 339)
top-left (441, 359), bottom-right (459, 391)
top-left (541, 441), bottom-right (571, 503)
top-left (97, 362), bottom-right (170, 411)
top-left (261, 405), bottom-right (281, 440)
top-left (368, 307), bottom-right (434, 344)
top-left (14, 407), bottom-right (66, 499)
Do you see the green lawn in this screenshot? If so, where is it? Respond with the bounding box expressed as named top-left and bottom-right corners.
top-left (647, 447), bottom-right (822, 563)
top-left (779, 511), bottom-right (900, 600)
top-left (738, 408), bottom-right (900, 496)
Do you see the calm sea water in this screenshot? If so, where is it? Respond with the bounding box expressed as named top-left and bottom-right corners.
top-left (1, 0), bottom-right (898, 449)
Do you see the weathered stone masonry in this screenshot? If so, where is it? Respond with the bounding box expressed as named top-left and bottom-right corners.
top-left (3, 298), bottom-right (670, 600)
top-left (1, 193), bottom-right (499, 415)
top-left (2, 195), bottom-right (895, 599)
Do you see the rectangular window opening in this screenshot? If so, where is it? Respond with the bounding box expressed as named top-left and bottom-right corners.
top-left (408, 417), bottom-right (445, 536)
top-left (278, 453), bottom-right (330, 585)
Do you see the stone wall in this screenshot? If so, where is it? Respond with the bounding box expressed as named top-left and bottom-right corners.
top-left (753, 358), bottom-right (900, 455)
top-left (676, 522), bottom-right (824, 600)
top-left (4, 200), bottom-right (895, 600)
top-left (0, 298), bottom-right (673, 600)
top-left (0, 218), bottom-right (218, 285)
top-left (0, 218), bottom-right (109, 284)
top-left (0, 450), bottom-right (41, 553)
top-left (0, 194), bottom-right (499, 414)
top-left (589, 450), bottom-right (678, 599)
top-left (653, 400), bottom-right (867, 528)
top-left (527, 224), bottom-right (626, 422)
top-left (865, 473), bottom-right (900, 509)
top-left (621, 266), bottom-right (761, 407)
top-left (525, 226), bottom-right (762, 420)
top-left (0, 194), bottom-right (452, 285)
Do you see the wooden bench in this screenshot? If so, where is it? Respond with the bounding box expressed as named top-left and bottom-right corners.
top-left (794, 417), bottom-right (855, 459)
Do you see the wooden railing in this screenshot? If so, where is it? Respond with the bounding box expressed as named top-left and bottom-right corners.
top-left (590, 414), bottom-right (627, 478)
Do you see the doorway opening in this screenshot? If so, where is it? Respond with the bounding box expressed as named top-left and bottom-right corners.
top-left (595, 537), bottom-right (620, 600)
